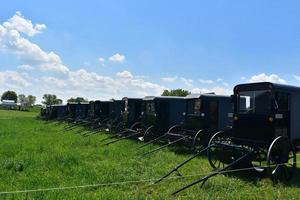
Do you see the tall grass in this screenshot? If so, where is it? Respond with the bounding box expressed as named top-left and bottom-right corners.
top-left (0, 110), bottom-right (299, 199)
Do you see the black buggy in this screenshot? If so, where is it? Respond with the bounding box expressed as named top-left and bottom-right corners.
top-left (103, 96), bottom-right (186, 146)
top-left (39, 107), bottom-right (49, 120)
top-left (49, 105), bottom-right (68, 120)
top-left (104, 99), bottom-right (126, 131)
top-left (143, 93), bottom-right (233, 153)
top-left (109, 97), bottom-right (143, 133)
top-left (171, 82), bottom-right (299, 194)
top-left (121, 97), bottom-right (143, 129)
top-left (139, 96), bottom-right (187, 141)
top-left (74, 100), bottom-right (103, 130)
top-left (101, 97), bottom-right (145, 145)
top-left (63, 102), bottom-right (90, 130)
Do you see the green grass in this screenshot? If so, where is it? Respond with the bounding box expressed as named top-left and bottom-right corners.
top-left (0, 110), bottom-right (299, 199)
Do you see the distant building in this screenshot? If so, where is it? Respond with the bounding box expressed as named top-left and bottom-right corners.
top-left (0, 100), bottom-right (19, 109)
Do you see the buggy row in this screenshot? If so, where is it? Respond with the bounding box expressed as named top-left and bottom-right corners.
top-left (39, 82), bottom-right (300, 194)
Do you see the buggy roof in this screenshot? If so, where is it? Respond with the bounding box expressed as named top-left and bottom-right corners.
top-left (113, 99), bottom-right (124, 102)
top-left (50, 104), bottom-right (66, 107)
top-left (234, 82), bottom-right (300, 94)
top-left (143, 96), bottom-right (186, 101)
top-left (185, 93), bottom-right (231, 100)
top-left (100, 100), bottom-right (113, 103)
top-left (122, 97), bottom-right (143, 101)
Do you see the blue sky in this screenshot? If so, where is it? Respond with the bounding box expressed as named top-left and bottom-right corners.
top-left (1, 0), bottom-right (300, 102)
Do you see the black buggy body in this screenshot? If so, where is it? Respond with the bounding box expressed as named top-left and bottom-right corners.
top-left (141, 96), bottom-right (187, 139)
top-left (121, 97), bottom-right (143, 128)
top-left (165, 93), bottom-right (233, 147)
top-left (49, 105), bottom-right (67, 120)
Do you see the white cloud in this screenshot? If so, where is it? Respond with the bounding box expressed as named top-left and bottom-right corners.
top-left (216, 78), bottom-right (223, 82)
top-left (0, 11), bottom-right (69, 74)
top-left (109, 53), bottom-right (125, 63)
top-left (293, 75), bottom-right (300, 81)
top-left (17, 64), bottom-right (34, 70)
top-left (0, 13), bottom-right (166, 102)
top-left (98, 57), bottom-right (105, 62)
top-left (222, 82), bottom-right (229, 87)
top-left (116, 70), bottom-right (133, 79)
top-left (41, 76), bottom-right (67, 87)
top-left (0, 70), bottom-right (31, 87)
top-left (3, 11), bottom-right (46, 37)
top-left (39, 69), bottom-right (165, 101)
top-left (161, 76), bottom-right (178, 83)
top-left (181, 77), bottom-right (193, 87)
top-left (199, 79), bottom-right (214, 84)
top-left (191, 86), bottom-right (231, 95)
top-left (249, 73), bottom-right (287, 84)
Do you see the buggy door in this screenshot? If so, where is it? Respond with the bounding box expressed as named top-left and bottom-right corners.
top-left (157, 101), bottom-right (169, 132)
top-left (202, 100), bottom-right (218, 130)
top-left (274, 92), bottom-right (290, 138)
top-left (133, 101), bottom-right (142, 122)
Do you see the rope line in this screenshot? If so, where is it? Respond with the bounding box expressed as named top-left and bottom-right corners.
top-left (0, 161), bottom-right (298, 195)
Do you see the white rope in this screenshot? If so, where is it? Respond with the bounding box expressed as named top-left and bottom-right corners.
top-left (0, 161), bottom-right (298, 195)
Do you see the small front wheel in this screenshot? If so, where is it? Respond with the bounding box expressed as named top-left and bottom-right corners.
top-left (207, 131), bottom-right (230, 170)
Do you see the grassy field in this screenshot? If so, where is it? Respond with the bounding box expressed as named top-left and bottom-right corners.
top-left (0, 110), bottom-right (299, 199)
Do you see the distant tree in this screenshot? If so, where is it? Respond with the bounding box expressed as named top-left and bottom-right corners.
top-left (1, 90), bottom-right (18, 102)
top-left (42, 94), bottom-right (63, 106)
top-left (18, 94), bottom-right (29, 110)
top-left (67, 97), bottom-right (88, 103)
top-left (18, 94), bottom-right (27, 105)
top-left (57, 99), bottom-right (63, 104)
top-left (161, 89), bottom-right (191, 97)
top-left (18, 94), bottom-right (36, 110)
top-left (27, 95), bottom-right (36, 106)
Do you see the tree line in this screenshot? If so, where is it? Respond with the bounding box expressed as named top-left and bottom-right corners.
top-left (1, 88), bottom-right (190, 107)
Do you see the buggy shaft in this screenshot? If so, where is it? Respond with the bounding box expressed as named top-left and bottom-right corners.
top-left (172, 150), bottom-right (253, 195)
top-left (137, 133), bottom-right (168, 149)
top-left (99, 129), bottom-right (131, 142)
top-left (154, 146), bottom-right (210, 184)
top-left (140, 135), bottom-right (189, 158)
top-left (104, 131), bottom-right (142, 146)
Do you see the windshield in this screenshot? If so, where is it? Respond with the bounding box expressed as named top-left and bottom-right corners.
top-left (237, 90), bottom-right (272, 114)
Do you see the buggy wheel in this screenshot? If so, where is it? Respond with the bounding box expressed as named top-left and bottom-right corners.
top-left (207, 131), bottom-right (229, 170)
top-left (167, 125), bottom-right (182, 134)
top-left (100, 118), bottom-right (110, 126)
top-left (129, 122), bottom-right (143, 131)
top-left (114, 121), bottom-right (125, 132)
top-left (167, 125), bottom-right (183, 143)
top-left (105, 119), bottom-right (115, 131)
top-left (267, 136), bottom-right (296, 182)
top-left (140, 125), bottom-right (155, 141)
top-left (192, 129), bottom-right (204, 151)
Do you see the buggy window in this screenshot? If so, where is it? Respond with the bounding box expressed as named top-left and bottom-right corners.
top-left (238, 90), bottom-right (271, 114)
top-left (145, 101), bottom-right (155, 114)
top-left (275, 92), bottom-right (289, 111)
top-left (124, 100), bottom-right (128, 111)
top-left (193, 99), bottom-right (201, 115)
